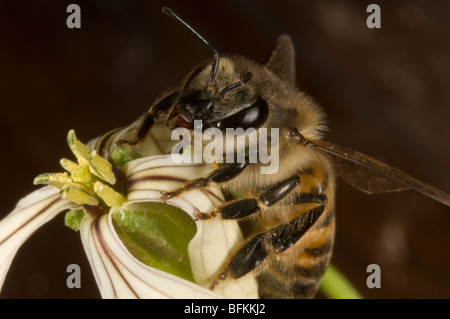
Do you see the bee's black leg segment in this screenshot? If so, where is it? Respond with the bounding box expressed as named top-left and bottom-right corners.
top-left (162, 161), bottom-right (249, 201)
top-left (208, 161), bottom-right (249, 183)
top-left (225, 195), bottom-right (327, 280)
top-left (132, 91), bottom-right (179, 145)
top-left (213, 198), bottom-right (260, 220)
top-left (228, 234), bottom-right (268, 279)
top-left (150, 91), bottom-right (178, 116)
top-left (215, 175), bottom-right (300, 220)
top-left (115, 112), bottom-right (154, 146)
top-left (133, 112), bottom-right (155, 145)
top-left (291, 192), bottom-right (328, 206)
top-left (259, 175), bottom-right (300, 207)
top-left (268, 204), bottom-right (326, 253)
top-left (117, 91), bottom-right (177, 147)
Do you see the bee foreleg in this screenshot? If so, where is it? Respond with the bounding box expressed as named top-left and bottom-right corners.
top-left (122, 112), bottom-right (155, 146)
top-left (116, 91), bottom-right (177, 147)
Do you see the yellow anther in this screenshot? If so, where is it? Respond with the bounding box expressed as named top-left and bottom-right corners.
top-left (93, 181), bottom-right (126, 208)
top-left (60, 158), bottom-right (78, 174)
top-left (89, 150), bottom-right (117, 185)
top-left (67, 130), bottom-right (90, 166)
top-left (60, 185), bottom-right (99, 206)
top-left (71, 165), bottom-right (93, 185)
top-left (33, 172), bottom-right (74, 189)
top-left (34, 130), bottom-right (126, 209)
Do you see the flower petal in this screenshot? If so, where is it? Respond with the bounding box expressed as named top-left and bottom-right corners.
top-left (87, 122), bottom-right (175, 157)
top-left (124, 155), bottom-right (259, 298)
top-left (80, 210), bottom-right (221, 298)
top-left (188, 219), bottom-right (259, 299)
top-left (0, 186), bottom-right (79, 291)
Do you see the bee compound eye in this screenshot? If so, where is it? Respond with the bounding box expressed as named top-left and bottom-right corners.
top-left (216, 97), bottom-right (269, 130)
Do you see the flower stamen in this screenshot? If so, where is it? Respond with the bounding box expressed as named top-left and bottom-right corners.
top-left (94, 181), bottom-right (126, 208)
top-left (34, 130), bottom-right (127, 213)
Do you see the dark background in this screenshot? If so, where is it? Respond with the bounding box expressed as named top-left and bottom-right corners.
top-left (1, 0), bottom-right (449, 299)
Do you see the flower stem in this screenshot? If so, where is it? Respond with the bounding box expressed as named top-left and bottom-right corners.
top-left (320, 264), bottom-right (362, 299)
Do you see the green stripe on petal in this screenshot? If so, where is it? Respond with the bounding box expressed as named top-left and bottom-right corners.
top-left (80, 211), bottom-right (221, 298)
top-left (123, 155), bottom-right (259, 298)
top-left (112, 202), bottom-right (196, 282)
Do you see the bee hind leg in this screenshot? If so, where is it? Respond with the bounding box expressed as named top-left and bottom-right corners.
top-left (210, 192), bottom-right (328, 291)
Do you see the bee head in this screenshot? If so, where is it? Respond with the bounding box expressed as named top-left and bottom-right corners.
top-left (162, 7), bottom-right (269, 132)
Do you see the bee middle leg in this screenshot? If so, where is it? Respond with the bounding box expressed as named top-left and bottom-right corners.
top-left (195, 174), bottom-right (301, 220)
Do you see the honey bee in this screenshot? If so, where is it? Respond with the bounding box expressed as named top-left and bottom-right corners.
top-left (124, 8), bottom-right (450, 298)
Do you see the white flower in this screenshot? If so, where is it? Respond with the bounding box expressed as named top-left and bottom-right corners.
top-left (0, 121), bottom-right (258, 299)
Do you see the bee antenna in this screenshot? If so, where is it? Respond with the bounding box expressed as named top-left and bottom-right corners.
top-left (162, 7), bottom-right (219, 84)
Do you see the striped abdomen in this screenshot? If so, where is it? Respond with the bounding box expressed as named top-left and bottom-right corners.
top-left (254, 159), bottom-right (336, 299)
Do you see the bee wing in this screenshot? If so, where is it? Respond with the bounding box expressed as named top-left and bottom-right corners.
top-left (263, 35), bottom-right (296, 86)
top-left (304, 137), bottom-right (450, 207)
